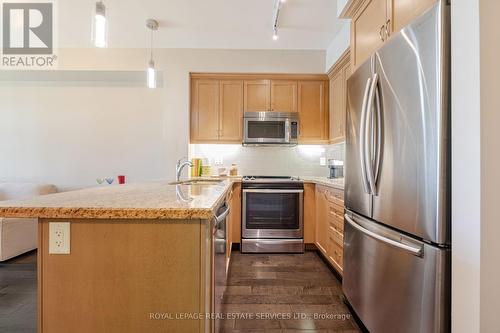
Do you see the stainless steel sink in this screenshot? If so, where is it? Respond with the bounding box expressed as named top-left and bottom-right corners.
top-left (168, 179), bottom-right (223, 186)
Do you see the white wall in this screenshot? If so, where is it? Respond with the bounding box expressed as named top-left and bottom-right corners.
top-left (451, 0), bottom-right (481, 331)
top-left (478, 0), bottom-right (500, 331)
top-left (0, 49), bottom-right (325, 189)
top-left (325, 21), bottom-right (350, 71)
top-left (452, 0), bottom-right (500, 332)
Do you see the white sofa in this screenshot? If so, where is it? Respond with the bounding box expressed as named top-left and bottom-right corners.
top-left (0, 183), bottom-right (57, 261)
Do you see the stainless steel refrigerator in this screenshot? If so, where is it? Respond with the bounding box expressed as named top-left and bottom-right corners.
top-left (343, 1), bottom-right (450, 332)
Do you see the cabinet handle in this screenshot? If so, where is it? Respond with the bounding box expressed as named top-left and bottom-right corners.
top-left (379, 25), bottom-right (385, 41)
top-left (385, 19), bottom-right (391, 39)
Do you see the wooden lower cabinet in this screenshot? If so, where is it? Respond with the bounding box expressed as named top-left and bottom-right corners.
top-left (230, 182), bottom-right (242, 245)
top-left (303, 183), bottom-right (316, 244)
top-left (315, 186), bottom-right (329, 254)
top-left (314, 184), bottom-right (345, 275)
top-left (38, 218), bottom-right (213, 333)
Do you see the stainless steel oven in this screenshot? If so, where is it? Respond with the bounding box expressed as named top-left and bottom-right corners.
top-left (243, 112), bottom-right (299, 146)
top-left (241, 176), bottom-right (304, 253)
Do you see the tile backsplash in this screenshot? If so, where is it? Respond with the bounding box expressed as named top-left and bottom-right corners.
top-left (189, 143), bottom-right (345, 177)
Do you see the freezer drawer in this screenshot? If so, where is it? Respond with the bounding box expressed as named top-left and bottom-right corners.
top-left (343, 210), bottom-right (450, 333)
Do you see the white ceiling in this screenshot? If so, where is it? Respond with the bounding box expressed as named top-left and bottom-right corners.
top-left (57, 0), bottom-right (341, 49)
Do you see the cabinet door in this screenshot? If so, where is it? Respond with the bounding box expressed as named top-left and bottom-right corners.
top-left (315, 186), bottom-right (328, 255)
top-left (244, 80), bottom-right (271, 112)
top-left (351, 0), bottom-right (388, 69)
top-left (298, 80), bottom-right (329, 143)
top-left (190, 79), bottom-right (220, 142)
top-left (329, 69), bottom-right (344, 144)
top-left (303, 183), bottom-right (316, 244)
top-left (219, 80), bottom-right (244, 142)
top-left (231, 183), bottom-right (242, 244)
top-left (391, 0), bottom-right (436, 33)
top-left (270, 80), bottom-right (297, 112)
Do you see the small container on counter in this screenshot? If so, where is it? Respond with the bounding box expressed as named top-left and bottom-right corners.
top-left (201, 165), bottom-right (211, 177)
top-left (218, 167), bottom-right (227, 177)
top-left (191, 158), bottom-right (203, 177)
top-left (229, 164), bottom-right (238, 176)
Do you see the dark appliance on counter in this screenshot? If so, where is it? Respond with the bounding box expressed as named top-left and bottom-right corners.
top-left (328, 159), bottom-right (344, 179)
top-left (241, 176), bottom-right (304, 253)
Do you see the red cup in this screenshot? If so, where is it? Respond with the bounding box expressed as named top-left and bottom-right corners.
top-left (118, 175), bottom-right (126, 185)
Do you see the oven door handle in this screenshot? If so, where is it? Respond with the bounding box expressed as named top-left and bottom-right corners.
top-left (243, 189), bottom-right (304, 194)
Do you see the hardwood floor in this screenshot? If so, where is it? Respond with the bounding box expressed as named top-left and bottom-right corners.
top-left (0, 250), bottom-right (359, 333)
top-left (0, 251), bottom-right (37, 333)
top-left (221, 250), bottom-right (360, 332)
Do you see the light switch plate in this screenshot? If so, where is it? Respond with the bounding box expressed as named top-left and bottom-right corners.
top-left (320, 157), bottom-right (327, 166)
top-left (49, 222), bottom-right (70, 254)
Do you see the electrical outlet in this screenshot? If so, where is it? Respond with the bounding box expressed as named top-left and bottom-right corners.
top-left (214, 157), bottom-right (224, 166)
top-left (320, 157), bottom-right (327, 166)
top-left (49, 222), bottom-right (70, 254)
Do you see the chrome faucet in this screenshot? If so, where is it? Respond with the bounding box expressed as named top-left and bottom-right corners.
top-left (176, 157), bottom-right (193, 182)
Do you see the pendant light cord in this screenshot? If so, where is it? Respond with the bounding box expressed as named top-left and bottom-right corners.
top-left (150, 29), bottom-right (154, 63)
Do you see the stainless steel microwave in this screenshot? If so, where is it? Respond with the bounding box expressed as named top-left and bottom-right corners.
top-left (243, 112), bottom-right (299, 146)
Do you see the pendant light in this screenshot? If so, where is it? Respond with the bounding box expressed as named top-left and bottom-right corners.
top-left (93, 1), bottom-right (108, 48)
top-left (146, 19), bottom-right (159, 89)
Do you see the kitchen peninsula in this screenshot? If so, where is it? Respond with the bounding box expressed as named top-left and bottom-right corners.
top-left (0, 180), bottom-right (236, 333)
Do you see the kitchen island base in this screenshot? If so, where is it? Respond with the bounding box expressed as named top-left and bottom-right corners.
top-left (37, 218), bottom-right (214, 333)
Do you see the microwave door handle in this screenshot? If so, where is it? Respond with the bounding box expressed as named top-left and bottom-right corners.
top-left (285, 119), bottom-right (291, 143)
top-left (364, 73), bottom-right (378, 195)
top-left (359, 77), bottom-right (372, 195)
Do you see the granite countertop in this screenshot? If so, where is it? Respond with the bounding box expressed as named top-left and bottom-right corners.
top-left (0, 180), bottom-right (235, 220)
top-left (0, 176), bottom-right (343, 221)
top-left (197, 175), bottom-right (344, 190)
top-left (299, 176), bottom-right (344, 190)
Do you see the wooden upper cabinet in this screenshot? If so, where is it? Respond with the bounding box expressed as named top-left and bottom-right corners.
top-left (298, 80), bottom-right (329, 143)
top-left (190, 79), bottom-right (243, 143)
top-left (220, 80), bottom-right (244, 142)
top-left (330, 70), bottom-right (344, 143)
top-left (348, 0), bottom-right (437, 69)
top-left (191, 74), bottom-right (329, 144)
top-left (270, 80), bottom-right (297, 112)
top-left (391, 0), bottom-right (436, 32)
top-left (190, 79), bottom-right (220, 142)
top-left (329, 51), bottom-right (351, 144)
top-left (351, 0), bottom-right (388, 69)
top-left (244, 80), bottom-right (271, 112)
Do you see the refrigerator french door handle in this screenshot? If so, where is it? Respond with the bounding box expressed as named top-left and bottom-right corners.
top-left (364, 74), bottom-right (378, 195)
top-left (373, 80), bottom-right (382, 193)
top-left (344, 214), bottom-right (423, 257)
top-left (359, 77), bottom-right (372, 195)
